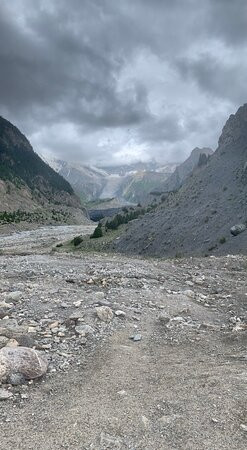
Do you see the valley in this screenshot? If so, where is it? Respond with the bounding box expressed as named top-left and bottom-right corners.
top-left (1, 2), bottom-right (247, 450)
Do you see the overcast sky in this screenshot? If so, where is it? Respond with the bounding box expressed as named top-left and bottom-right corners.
top-left (0, 0), bottom-right (246, 166)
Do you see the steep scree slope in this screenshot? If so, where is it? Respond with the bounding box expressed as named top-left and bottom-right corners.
top-left (113, 104), bottom-right (247, 257)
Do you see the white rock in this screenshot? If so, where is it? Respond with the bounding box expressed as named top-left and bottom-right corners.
top-left (6, 339), bottom-right (19, 348)
top-left (184, 290), bottom-right (195, 298)
top-left (73, 300), bottom-right (82, 307)
top-left (0, 302), bottom-right (12, 309)
top-left (117, 390), bottom-right (127, 396)
top-left (115, 310), bottom-right (126, 317)
top-left (0, 388), bottom-right (13, 401)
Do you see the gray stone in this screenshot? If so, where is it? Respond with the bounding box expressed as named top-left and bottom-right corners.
top-left (0, 318), bottom-right (28, 339)
top-left (61, 302), bottom-right (70, 308)
top-left (130, 334), bottom-right (142, 342)
top-left (0, 336), bottom-right (9, 349)
top-left (0, 308), bottom-right (8, 319)
top-left (8, 372), bottom-right (27, 386)
top-left (230, 223), bottom-right (246, 236)
top-left (75, 324), bottom-right (94, 336)
top-left (5, 291), bottom-right (22, 303)
top-left (158, 314), bottom-right (170, 325)
top-left (0, 388), bottom-right (13, 400)
top-left (94, 291), bottom-right (105, 301)
top-left (17, 334), bottom-right (36, 348)
top-left (115, 310), bottom-right (126, 318)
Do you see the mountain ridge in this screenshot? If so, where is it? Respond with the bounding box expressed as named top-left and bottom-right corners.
top-left (0, 116), bottom-right (89, 225)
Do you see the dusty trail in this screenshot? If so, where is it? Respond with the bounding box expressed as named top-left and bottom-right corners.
top-left (0, 226), bottom-right (247, 449)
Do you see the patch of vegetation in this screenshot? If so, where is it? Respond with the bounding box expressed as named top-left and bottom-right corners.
top-left (105, 207), bottom-right (146, 231)
top-left (219, 236), bottom-right (226, 244)
top-left (72, 236), bottom-right (84, 246)
top-left (55, 223), bottom-right (126, 254)
top-left (175, 252), bottom-right (183, 259)
top-left (0, 209), bottom-right (71, 225)
top-left (56, 199), bottom-right (164, 255)
top-left (90, 223), bottom-right (103, 239)
top-left (208, 244), bottom-right (217, 251)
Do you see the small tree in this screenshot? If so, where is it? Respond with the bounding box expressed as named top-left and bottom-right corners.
top-left (90, 225), bottom-right (103, 239)
top-left (72, 235), bottom-right (83, 246)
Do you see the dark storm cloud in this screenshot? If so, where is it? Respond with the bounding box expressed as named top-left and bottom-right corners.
top-left (176, 54), bottom-right (247, 105)
top-left (0, 0), bottom-right (246, 164)
top-left (207, 0), bottom-right (247, 45)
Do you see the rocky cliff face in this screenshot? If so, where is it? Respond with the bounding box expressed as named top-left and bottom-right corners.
top-left (158, 147), bottom-right (213, 193)
top-left (113, 104), bottom-right (247, 257)
top-left (0, 116), bottom-right (88, 225)
top-left (218, 104), bottom-right (247, 149)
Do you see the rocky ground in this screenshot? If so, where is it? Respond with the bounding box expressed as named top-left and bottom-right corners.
top-left (0, 225), bottom-right (247, 449)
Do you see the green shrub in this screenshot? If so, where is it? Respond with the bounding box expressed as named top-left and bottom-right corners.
top-left (219, 236), bottom-right (226, 244)
top-left (90, 225), bottom-right (103, 239)
top-left (72, 236), bottom-right (83, 246)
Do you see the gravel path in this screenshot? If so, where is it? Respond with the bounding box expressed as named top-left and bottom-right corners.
top-left (0, 226), bottom-right (247, 449)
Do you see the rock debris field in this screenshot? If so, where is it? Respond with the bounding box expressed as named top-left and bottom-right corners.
top-left (0, 225), bottom-right (247, 449)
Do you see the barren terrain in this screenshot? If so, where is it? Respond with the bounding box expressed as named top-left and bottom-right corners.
top-left (0, 225), bottom-right (247, 449)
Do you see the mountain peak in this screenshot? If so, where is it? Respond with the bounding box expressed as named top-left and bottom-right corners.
top-left (218, 103), bottom-right (247, 149)
top-left (0, 116), bottom-right (32, 151)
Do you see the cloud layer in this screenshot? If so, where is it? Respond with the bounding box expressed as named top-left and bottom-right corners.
top-left (0, 0), bottom-right (246, 165)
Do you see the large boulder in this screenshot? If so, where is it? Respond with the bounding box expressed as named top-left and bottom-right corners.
top-left (230, 223), bottom-right (246, 236)
top-left (0, 346), bottom-right (48, 384)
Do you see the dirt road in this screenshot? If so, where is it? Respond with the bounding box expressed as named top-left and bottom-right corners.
top-left (0, 226), bottom-right (247, 449)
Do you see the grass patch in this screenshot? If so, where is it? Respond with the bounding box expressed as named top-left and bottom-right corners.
top-left (55, 224), bottom-right (127, 254)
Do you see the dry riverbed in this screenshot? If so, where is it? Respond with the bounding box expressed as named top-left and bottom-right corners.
top-left (0, 225), bottom-right (247, 449)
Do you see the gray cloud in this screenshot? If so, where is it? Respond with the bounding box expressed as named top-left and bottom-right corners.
top-left (0, 0), bottom-right (246, 165)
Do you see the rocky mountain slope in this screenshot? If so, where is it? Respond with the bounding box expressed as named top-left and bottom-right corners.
top-left (159, 147), bottom-right (213, 193)
top-left (113, 104), bottom-right (247, 257)
top-left (0, 116), bottom-right (88, 225)
top-left (45, 157), bottom-right (177, 204)
top-left (43, 158), bottom-right (108, 202)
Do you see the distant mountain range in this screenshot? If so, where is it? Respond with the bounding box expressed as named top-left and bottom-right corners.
top-left (113, 104), bottom-right (247, 257)
top-left (0, 116), bottom-right (88, 225)
top-left (43, 157), bottom-right (178, 204)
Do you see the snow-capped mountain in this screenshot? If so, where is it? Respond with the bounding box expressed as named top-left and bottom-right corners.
top-left (41, 156), bottom-right (177, 203)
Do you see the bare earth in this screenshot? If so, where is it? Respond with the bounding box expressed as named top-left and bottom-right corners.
top-left (0, 225), bottom-right (247, 449)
